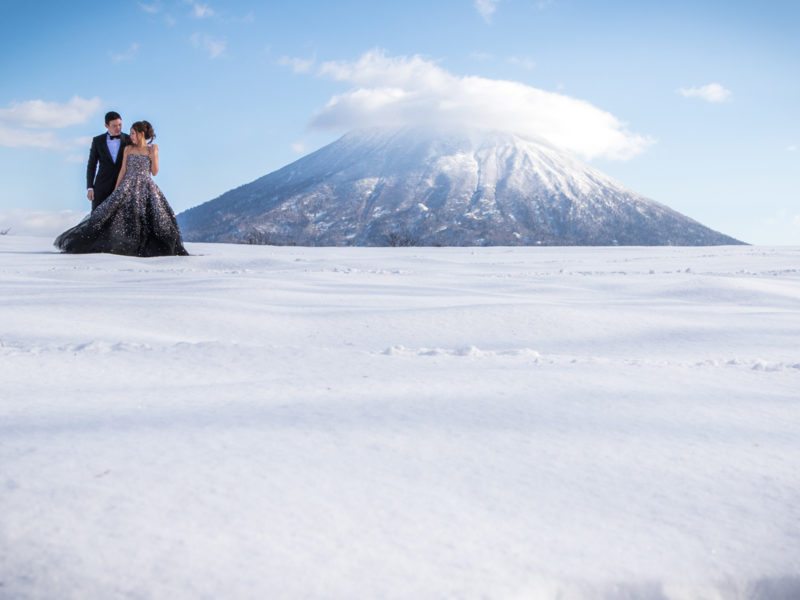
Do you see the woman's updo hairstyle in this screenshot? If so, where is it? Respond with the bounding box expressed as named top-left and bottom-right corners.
top-left (131, 120), bottom-right (156, 143)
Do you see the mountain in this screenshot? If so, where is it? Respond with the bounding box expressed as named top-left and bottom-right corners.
top-left (177, 128), bottom-right (744, 246)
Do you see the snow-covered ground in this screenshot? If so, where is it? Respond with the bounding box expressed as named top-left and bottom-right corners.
top-left (1, 236), bottom-right (799, 599)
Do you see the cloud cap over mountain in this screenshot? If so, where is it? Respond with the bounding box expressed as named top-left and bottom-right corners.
top-left (308, 49), bottom-right (653, 161)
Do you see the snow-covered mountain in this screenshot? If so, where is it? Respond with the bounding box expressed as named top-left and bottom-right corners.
top-left (178, 128), bottom-right (744, 246)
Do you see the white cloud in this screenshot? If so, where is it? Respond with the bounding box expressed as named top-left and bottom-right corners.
top-left (110, 42), bottom-right (140, 63)
top-left (190, 2), bottom-right (215, 18)
top-left (222, 10), bottom-right (256, 24)
top-left (787, 145), bottom-right (797, 152)
top-left (0, 129), bottom-right (93, 152)
top-left (678, 83), bottom-right (732, 103)
top-left (0, 97), bottom-right (101, 149)
top-left (311, 49), bottom-right (652, 161)
top-left (507, 56), bottom-right (536, 70)
top-left (474, 0), bottom-right (499, 23)
top-left (0, 125), bottom-right (59, 149)
top-left (0, 209), bottom-right (86, 236)
top-left (278, 55), bottom-right (315, 74)
top-left (191, 33), bottom-right (226, 58)
top-left (291, 141), bottom-right (307, 154)
top-left (0, 96), bottom-right (102, 129)
top-left (138, 2), bottom-right (161, 13)
top-left (65, 137), bottom-right (93, 162)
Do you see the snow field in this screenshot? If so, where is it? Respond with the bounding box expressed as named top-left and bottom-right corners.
top-left (1, 236), bottom-right (799, 599)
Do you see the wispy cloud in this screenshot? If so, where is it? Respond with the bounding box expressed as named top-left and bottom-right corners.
top-left (507, 56), bottom-right (536, 70)
top-left (470, 51), bottom-right (493, 61)
top-left (278, 55), bottom-right (316, 74)
top-left (222, 11), bottom-right (256, 24)
top-left (234, 11), bottom-right (255, 24)
top-left (0, 125), bottom-right (59, 149)
top-left (291, 141), bottom-right (307, 154)
top-left (0, 209), bottom-right (86, 235)
top-left (66, 153), bottom-right (87, 164)
top-left (0, 96), bottom-right (102, 129)
top-left (189, 2), bottom-right (215, 18)
top-left (110, 42), bottom-right (140, 63)
top-left (0, 97), bottom-right (101, 150)
top-left (138, 2), bottom-right (161, 13)
top-left (191, 33), bottom-right (226, 58)
top-left (787, 144), bottom-right (797, 152)
top-left (678, 83), bottom-right (732, 103)
top-left (312, 49), bottom-right (652, 161)
top-left (474, 0), bottom-right (499, 23)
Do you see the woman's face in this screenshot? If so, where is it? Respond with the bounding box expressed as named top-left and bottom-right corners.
top-left (130, 129), bottom-right (139, 145)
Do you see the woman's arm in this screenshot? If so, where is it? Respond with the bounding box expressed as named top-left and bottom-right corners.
top-left (114, 146), bottom-right (129, 190)
top-left (149, 144), bottom-right (159, 176)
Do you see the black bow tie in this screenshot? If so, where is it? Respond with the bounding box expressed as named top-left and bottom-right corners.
top-left (109, 135), bottom-right (121, 140)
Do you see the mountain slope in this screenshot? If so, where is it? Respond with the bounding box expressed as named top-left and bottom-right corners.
top-left (178, 128), bottom-right (744, 246)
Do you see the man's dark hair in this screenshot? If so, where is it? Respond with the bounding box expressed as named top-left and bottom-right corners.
top-left (105, 111), bottom-right (122, 125)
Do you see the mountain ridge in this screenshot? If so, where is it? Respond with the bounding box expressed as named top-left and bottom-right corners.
top-left (178, 127), bottom-right (744, 246)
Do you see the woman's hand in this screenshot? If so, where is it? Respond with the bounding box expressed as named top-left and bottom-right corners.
top-left (114, 146), bottom-right (129, 190)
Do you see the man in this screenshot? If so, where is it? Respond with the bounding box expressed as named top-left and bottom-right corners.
top-left (86, 111), bottom-right (131, 211)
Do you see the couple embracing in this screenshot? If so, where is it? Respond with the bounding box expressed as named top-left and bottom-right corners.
top-left (55, 111), bottom-right (188, 257)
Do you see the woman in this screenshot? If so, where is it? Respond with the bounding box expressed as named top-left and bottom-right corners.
top-left (55, 120), bottom-right (188, 257)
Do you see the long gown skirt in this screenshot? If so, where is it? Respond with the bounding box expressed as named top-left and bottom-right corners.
top-left (55, 153), bottom-right (188, 257)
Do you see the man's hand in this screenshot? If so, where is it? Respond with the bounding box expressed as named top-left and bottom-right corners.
top-left (87, 189), bottom-right (94, 202)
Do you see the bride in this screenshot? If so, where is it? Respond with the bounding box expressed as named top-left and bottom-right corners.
top-left (55, 120), bottom-right (188, 257)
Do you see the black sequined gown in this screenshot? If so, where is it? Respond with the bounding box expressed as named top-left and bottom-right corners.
top-left (55, 152), bottom-right (188, 257)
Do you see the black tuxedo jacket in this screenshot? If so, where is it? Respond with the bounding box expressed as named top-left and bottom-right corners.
top-left (87, 132), bottom-right (131, 209)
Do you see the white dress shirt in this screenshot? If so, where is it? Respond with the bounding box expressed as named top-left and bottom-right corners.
top-left (107, 134), bottom-right (121, 164)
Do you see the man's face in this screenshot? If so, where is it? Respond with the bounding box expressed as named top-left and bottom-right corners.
top-left (106, 119), bottom-right (122, 136)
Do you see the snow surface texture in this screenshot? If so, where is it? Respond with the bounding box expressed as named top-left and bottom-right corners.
top-left (2, 236), bottom-right (799, 599)
top-left (178, 128), bottom-right (743, 246)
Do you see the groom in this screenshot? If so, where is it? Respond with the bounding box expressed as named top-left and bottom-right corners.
top-left (86, 111), bottom-right (131, 211)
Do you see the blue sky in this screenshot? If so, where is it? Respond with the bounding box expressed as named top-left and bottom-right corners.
top-left (1, 0), bottom-right (798, 244)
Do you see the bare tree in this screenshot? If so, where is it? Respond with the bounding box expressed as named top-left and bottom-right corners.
top-left (244, 230), bottom-right (273, 245)
top-left (385, 231), bottom-right (417, 247)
